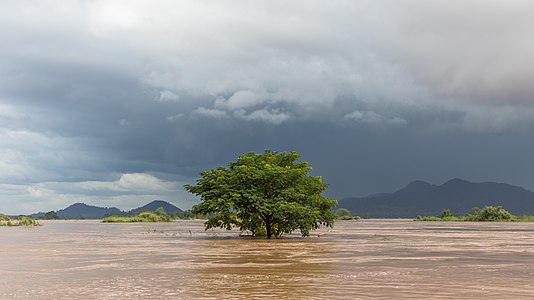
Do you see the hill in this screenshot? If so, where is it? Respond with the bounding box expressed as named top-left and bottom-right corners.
top-left (129, 200), bottom-right (183, 215)
top-left (33, 200), bottom-right (183, 219)
top-left (338, 178), bottom-right (534, 218)
top-left (56, 203), bottom-right (123, 219)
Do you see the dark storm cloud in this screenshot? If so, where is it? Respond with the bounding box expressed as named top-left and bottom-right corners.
top-left (1, 0), bottom-right (534, 213)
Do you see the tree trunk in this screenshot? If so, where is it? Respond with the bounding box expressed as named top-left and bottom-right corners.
top-left (266, 222), bottom-right (272, 238)
top-left (261, 213), bottom-right (273, 239)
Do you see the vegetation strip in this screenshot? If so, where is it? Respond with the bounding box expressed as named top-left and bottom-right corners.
top-left (0, 214), bottom-right (40, 226)
top-left (415, 206), bottom-right (533, 222)
top-left (102, 209), bottom-right (172, 223)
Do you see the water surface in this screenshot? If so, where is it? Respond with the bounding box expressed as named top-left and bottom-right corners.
top-left (1, 220), bottom-right (533, 299)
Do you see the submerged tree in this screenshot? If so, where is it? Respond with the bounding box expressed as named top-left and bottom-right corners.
top-left (185, 150), bottom-right (337, 238)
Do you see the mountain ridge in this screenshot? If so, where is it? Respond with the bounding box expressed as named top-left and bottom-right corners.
top-left (31, 200), bottom-right (183, 219)
top-left (338, 179), bottom-right (534, 218)
top-left (129, 200), bottom-right (182, 214)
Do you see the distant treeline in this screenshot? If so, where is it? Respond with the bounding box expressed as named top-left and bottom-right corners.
top-left (25, 209), bottom-right (205, 221)
top-left (102, 207), bottom-right (206, 223)
top-left (1, 207), bottom-right (205, 226)
top-left (37, 211), bottom-right (60, 220)
top-left (415, 206), bottom-right (534, 222)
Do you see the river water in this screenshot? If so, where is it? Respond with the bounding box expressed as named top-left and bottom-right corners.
top-left (1, 220), bottom-right (533, 299)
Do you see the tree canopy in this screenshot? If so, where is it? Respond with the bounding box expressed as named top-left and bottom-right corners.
top-left (185, 150), bottom-right (337, 238)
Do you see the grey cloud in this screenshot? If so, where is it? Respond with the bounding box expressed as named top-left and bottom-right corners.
top-left (166, 113), bottom-right (184, 123)
top-left (234, 109), bottom-right (290, 125)
top-left (1, 1), bottom-right (534, 213)
top-left (192, 107), bottom-right (227, 118)
top-left (344, 110), bottom-right (407, 126)
top-left (219, 91), bottom-right (268, 111)
top-left (0, 173), bottom-right (197, 215)
top-left (364, 1), bottom-right (534, 105)
top-left (157, 90), bottom-right (180, 102)
top-left (6, 0), bottom-right (532, 129)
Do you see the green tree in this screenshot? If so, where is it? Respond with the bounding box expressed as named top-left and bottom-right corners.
top-left (43, 211), bottom-right (60, 220)
top-left (469, 207), bottom-right (481, 216)
top-left (440, 209), bottom-right (453, 219)
top-left (155, 207), bottom-right (171, 221)
top-left (13, 216), bottom-right (39, 226)
top-left (335, 208), bottom-right (351, 217)
top-left (155, 207), bottom-right (166, 216)
top-left (0, 213), bottom-right (10, 221)
top-left (138, 211), bottom-right (162, 222)
top-left (334, 208), bottom-right (359, 220)
top-left (185, 150), bottom-right (337, 238)
top-left (474, 206), bottom-right (515, 221)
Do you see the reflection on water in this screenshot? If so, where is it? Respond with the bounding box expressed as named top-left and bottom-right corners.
top-left (1, 220), bottom-right (534, 299)
top-left (189, 238), bottom-right (334, 299)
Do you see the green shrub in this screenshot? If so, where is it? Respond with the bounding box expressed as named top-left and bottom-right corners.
top-left (0, 215), bottom-right (40, 226)
top-left (102, 210), bottom-right (172, 223)
top-left (415, 215), bottom-right (445, 221)
top-left (17, 216), bottom-right (39, 226)
top-left (469, 207), bottom-right (481, 216)
top-left (335, 208), bottom-right (351, 217)
top-left (517, 215), bottom-right (534, 222)
top-left (416, 206), bottom-right (519, 222)
top-left (334, 208), bottom-right (359, 220)
top-left (154, 207), bottom-right (171, 221)
top-left (472, 206), bottom-right (515, 221)
top-left (415, 209), bottom-right (460, 221)
top-left (137, 211), bottom-right (161, 222)
top-left (337, 215), bottom-right (360, 220)
top-left (440, 209), bottom-right (453, 219)
top-left (102, 216), bottom-right (133, 223)
top-left (0, 213), bottom-right (10, 222)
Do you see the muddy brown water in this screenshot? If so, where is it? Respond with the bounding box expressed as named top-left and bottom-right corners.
top-left (1, 220), bottom-right (533, 299)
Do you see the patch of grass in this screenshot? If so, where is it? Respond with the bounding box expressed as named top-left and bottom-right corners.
top-left (102, 210), bottom-right (172, 223)
top-left (337, 215), bottom-right (361, 220)
top-left (415, 215), bottom-right (454, 221)
top-left (516, 215), bottom-right (534, 222)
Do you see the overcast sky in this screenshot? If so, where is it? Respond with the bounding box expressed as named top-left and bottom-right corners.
top-left (2, 0), bottom-right (534, 214)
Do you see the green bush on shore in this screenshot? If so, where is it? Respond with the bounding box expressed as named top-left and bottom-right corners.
top-left (0, 214), bottom-right (40, 226)
top-left (416, 206), bottom-right (522, 222)
top-left (16, 216), bottom-right (40, 226)
top-left (516, 215), bottom-right (534, 222)
top-left (334, 208), bottom-right (360, 220)
top-left (102, 209), bottom-right (172, 223)
top-left (172, 210), bottom-right (206, 220)
top-left (415, 215), bottom-right (447, 221)
top-left (0, 213), bottom-right (10, 222)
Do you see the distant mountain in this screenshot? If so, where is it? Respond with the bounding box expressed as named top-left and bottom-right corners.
top-left (129, 200), bottom-right (183, 215)
top-left (338, 178), bottom-right (534, 218)
top-left (56, 203), bottom-right (123, 219)
top-left (27, 200), bottom-right (184, 219)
